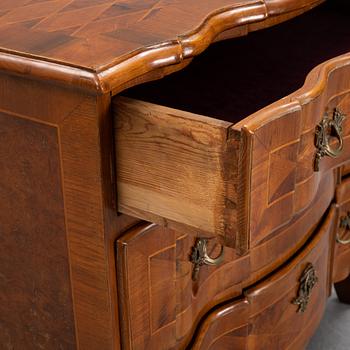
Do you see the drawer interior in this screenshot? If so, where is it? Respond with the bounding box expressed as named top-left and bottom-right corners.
top-left (122, 0), bottom-right (350, 124)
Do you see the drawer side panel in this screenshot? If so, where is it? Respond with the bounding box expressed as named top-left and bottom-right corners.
top-left (114, 97), bottom-right (238, 244)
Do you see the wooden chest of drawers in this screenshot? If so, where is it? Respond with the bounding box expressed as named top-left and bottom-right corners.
top-left (1, 0), bottom-right (350, 349)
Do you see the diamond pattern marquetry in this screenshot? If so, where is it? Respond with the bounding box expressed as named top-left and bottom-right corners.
top-left (248, 91), bottom-right (350, 247)
top-left (0, 0), bottom-right (252, 69)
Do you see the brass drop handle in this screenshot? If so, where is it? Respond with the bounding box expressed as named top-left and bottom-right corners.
top-left (314, 108), bottom-right (346, 172)
top-left (190, 238), bottom-right (224, 281)
top-left (292, 263), bottom-right (318, 313)
top-left (337, 212), bottom-right (350, 245)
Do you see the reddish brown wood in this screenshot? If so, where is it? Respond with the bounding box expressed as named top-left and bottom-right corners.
top-left (115, 172), bottom-right (335, 349)
top-left (332, 176), bottom-right (350, 290)
top-left (0, 71), bottom-right (127, 349)
top-left (115, 48), bottom-right (350, 253)
top-left (234, 56), bottom-right (350, 249)
top-left (1, 1), bottom-right (349, 349)
top-left (114, 97), bottom-right (238, 244)
top-left (191, 206), bottom-right (336, 350)
top-left (0, 0), bottom-right (324, 93)
top-left (191, 300), bottom-right (249, 350)
top-left (246, 208), bottom-right (336, 350)
top-left (341, 162), bottom-right (350, 177)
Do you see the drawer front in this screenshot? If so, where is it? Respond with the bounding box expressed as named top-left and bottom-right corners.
top-left (192, 206), bottom-right (336, 350)
top-left (116, 224), bottom-right (250, 350)
top-left (333, 177), bottom-right (350, 283)
top-left (234, 53), bottom-right (350, 249)
top-left (115, 54), bottom-right (350, 253)
top-left (341, 162), bottom-right (350, 177)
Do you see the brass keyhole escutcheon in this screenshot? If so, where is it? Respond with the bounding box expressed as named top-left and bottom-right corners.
top-left (189, 238), bottom-right (224, 281)
top-left (337, 212), bottom-right (350, 245)
top-left (292, 263), bottom-right (318, 313)
top-left (314, 108), bottom-right (345, 172)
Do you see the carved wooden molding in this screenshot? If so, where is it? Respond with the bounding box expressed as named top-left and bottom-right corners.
top-left (0, 0), bottom-right (324, 94)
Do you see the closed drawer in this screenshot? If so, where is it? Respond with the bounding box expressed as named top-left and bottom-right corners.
top-left (333, 177), bottom-right (350, 283)
top-left (191, 205), bottom-right (336, 350)
top-left (114, 4), bottom-right (350, 252)
top-left (116, 224), bottom-right (247, 350)
top-left (116, 184), bottom-right (335, 350)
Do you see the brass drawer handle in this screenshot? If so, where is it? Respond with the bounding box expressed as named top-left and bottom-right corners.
top-left (337, 212), bottom-right (350, 245)
top-left (190, 238), bottom-right (224, 281)
top-left (314, 108), bottom-right (345, 171)
top-left (292, 263), bottom-right (318, 313)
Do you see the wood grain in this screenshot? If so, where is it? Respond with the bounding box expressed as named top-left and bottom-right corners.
top-left (115, 97), bottom-right (238, 244)
top-left (0, 0), bottom-right (324, 93)
top-left (1, 2), bottom-right (347, 349)
top-left (333, 176), bottom-right (350, 284)
top-left (115, 53), bottom-right (350, 252)
top-left (0, 71), bottom-right (123, 349)
top-left (191, 205), bottom-right (336, 350)
top-left (191, 300), bottom-right (249, 350)
top-left (116, 172), bottom-right (334, 349)
top-left (233, 53), bottom-right (350, 249)
top-left (116, 221), bottom-right (250, 349)
top-left (334, 274), bottom-right (350, 304)
top-left (0, 110), bottom-right (76, 349)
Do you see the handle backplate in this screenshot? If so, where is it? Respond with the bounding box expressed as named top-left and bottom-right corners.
top-left (190, 238), bottom-right (224, 281)
top-left (314, 108), bottom-right (345, 171)
top-left (292, 263), bottom-right (318, 313)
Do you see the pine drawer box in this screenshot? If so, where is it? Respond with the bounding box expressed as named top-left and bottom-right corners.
top-left (1, 1), bottom-right (350, 350)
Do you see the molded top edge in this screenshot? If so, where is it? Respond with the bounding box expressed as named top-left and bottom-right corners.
top-left (0, 0), bottom-right (324, 93)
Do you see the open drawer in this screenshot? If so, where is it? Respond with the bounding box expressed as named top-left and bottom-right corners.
top-left (333, 176), bottom-right (350, 283)
top-left (113, 2), bottom-right (350, 251)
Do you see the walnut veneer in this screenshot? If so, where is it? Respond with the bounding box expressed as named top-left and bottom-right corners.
top-left (1, 0), bottom-right (350, 349)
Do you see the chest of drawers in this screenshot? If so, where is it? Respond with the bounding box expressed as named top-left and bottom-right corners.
top-left (1, 0), bottom-right (350, 349)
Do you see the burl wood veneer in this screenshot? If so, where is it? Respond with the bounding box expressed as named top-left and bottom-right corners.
top-left (1, 0), bottom-right (350, 349)
top-left (0, 106), bottom-right (76, 348)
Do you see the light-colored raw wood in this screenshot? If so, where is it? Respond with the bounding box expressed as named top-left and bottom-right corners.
top-left (115, 97), bottom-right (238, 244)
top-left (235, 53), bottom-right (350, 248)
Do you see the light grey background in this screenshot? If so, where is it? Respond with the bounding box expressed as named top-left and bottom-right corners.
top-left (307, 291), bottom-right (350, 350)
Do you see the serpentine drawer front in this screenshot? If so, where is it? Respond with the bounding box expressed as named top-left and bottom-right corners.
top-left (333, 176), bottom-right (350, 283)
top-left (116, 198), bottom-right (336, 350)
top-left (114, 15), bottom-right (350, 254)
top-left (190, 206), bottom-right (336, 350)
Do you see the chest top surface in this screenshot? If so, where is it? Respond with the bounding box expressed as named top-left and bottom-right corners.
top-left (0, 0), bottom-right (324, 93)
